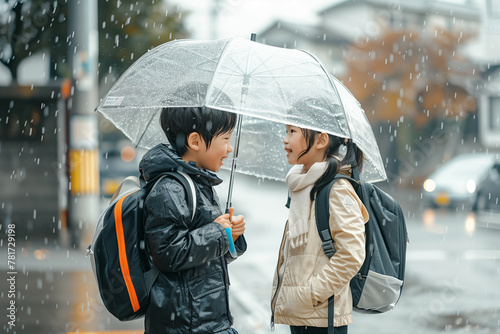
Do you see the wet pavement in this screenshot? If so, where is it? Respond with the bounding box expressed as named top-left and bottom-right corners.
top-left (1, 173), bottom-right (500, 333)
top-left (0, 239), bottom-right (144, 334)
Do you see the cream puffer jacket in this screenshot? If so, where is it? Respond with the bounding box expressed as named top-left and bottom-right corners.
top-left (271, 164), bottom-right (369, 328)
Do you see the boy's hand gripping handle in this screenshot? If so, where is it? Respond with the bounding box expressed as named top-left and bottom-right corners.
top-left (226, 207), bottom-right (237, 258)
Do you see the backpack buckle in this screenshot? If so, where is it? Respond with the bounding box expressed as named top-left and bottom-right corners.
top-left (322, 241), bottom-right (336, 258)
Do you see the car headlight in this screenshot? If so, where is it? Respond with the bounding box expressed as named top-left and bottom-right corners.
top-left (423, 179), bottom-right (436, 192)
top-left (466, 179), bottom-right (476, 194)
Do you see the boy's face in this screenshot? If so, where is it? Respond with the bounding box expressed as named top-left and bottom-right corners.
top-left (197, 131), bottom-right (234, 172)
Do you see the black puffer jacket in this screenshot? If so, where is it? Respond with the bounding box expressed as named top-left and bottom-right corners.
top-left (140, 144), bottom-right (247, 334)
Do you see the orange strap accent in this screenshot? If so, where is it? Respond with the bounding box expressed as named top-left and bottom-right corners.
top-left (114, 193), bottom-right (141, 312)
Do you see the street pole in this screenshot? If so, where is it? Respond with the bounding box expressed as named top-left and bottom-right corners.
top-left (68, 0), bottom-right (100, 249)
top-left (211, 0), bottom-right (219, 39)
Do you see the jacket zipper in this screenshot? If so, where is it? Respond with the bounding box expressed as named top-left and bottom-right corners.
top-left (221, 240), bottom-right (232, 323)
top-left (270, 224), bottom-right (288, 331)
top-left (270, 272), bottom-right (281, 331)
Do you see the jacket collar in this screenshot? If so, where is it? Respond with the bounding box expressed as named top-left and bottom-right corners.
top-left (139, 143), bottom-right (222, 187)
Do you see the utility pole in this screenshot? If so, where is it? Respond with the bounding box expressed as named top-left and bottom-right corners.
top-left (68, 0), bottom-right (100, 249)
top-left (211, 0), bottom-right (220, 39)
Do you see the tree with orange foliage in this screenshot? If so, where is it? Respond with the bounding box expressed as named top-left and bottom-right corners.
top-left (344, 28), bottom-right (477, 124)
top-left (342, 28), bottom-right (478, 182)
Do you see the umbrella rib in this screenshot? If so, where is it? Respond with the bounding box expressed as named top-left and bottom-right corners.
top-left (204, 39), bottom-right (243, 106)
top-left (245, 53), bottom-right (277, 76)
top-left (210, 69), bottom-right (322, 79)
top-left (135, 110), bottom-right (159, 148)
top-left (250, 60), bottom-right (317, 76)
top-left (297, 49), bottom-right (354, 141)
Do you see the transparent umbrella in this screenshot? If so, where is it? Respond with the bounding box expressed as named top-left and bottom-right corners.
top-left (96, 37), bottom-right (387, 208)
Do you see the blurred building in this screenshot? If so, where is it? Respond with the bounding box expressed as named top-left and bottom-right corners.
top-left (258, 0), bottom-right (499, 183)
top-left (259, 0), bottom-right (482, 75)
top-left (471, 0), bottom-right (500, 148)
top-left (0, 82), bottom-right (63, 238)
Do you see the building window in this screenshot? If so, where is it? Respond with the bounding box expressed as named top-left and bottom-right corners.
top-left (487, 0), bottom-right (500, 18)
top-left (490, 96), bottom-right (500, 131)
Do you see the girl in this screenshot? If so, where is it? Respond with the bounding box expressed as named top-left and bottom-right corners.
top-left (270, 123), bottom-right (369, 334)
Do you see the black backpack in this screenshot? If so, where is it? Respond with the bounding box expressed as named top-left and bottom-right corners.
top-left (87, 171), bottom-right (196, 321)
top-left (315, 174), bottom-right (408, 333)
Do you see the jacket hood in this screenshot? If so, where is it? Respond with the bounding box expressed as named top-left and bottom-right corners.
top-left (139, 143), bottom-right (222, 186)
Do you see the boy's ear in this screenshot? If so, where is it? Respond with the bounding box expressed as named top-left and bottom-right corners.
top-left (316, 133), bottom-right (329, 149)
top-left (186, 132), bottom-right (202, 152)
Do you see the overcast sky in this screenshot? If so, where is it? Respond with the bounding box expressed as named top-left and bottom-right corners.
top-left (168, 0), bottom-right (483, 40)
top-left (168, 0), bottom-right (341, 40)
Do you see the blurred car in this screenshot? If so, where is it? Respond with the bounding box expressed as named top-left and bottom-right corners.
top-left (422, 153), bottom-right (498, 210)
top-left (473, 161), bottom-right (500, 228)
top-left (100, 142), bottom-right (145, 197)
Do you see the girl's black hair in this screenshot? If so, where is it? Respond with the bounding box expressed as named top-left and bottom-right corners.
top-left (160, 106), bottom-right (237, 157)
top-left (288, 97), bottom-right (364, 200)
top-left (297, 128), bottom-right (364, 201)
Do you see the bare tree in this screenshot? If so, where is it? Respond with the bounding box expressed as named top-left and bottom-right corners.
top-left (0, 1), bottom-right (67, 80)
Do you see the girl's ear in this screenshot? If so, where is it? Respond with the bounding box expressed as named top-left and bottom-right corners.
top-left (187, 132), bottom-right (201, 151)
top-left (316, 133), bottom-right (329, 149)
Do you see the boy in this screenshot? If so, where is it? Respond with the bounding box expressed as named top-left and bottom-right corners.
top-left (139, 105), bottom-right (247, 334)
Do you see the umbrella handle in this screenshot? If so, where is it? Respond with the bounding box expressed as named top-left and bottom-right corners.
top-left (225, 228), bottom-right (238, 258)
top-left (225, 207), bottom-right (237, 258)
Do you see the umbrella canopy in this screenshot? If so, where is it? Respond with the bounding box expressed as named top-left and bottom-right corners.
top-left (97, 37), bottom-right (386, 183)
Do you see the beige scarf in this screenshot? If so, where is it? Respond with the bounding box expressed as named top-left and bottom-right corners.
top-left (285, 161), bottom-right (328, 249)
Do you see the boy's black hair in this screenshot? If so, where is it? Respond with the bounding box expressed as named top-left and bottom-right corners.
top-left (160, 107), bottom-right (237, 157)
top-left (160, 82), bottom-right (237, 157)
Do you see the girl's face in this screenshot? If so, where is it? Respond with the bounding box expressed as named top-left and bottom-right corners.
top-left (284, 125), bottom-right (327, 171)
top-left (283, 125), bottom-right (310, 166)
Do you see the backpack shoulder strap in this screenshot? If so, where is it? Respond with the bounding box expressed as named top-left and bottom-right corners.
top-left (315, 178), bottom-right (338, 258)
top-left (177, 171), bottom-right (197, 221)
top-left (151, 171), bottom-right (197, 221)
top-left (144, 171), bottom-right (197, 294)
top-left (315, 174), bottom-right (360, 334)
top-left (315, 174), bottom-right (360, 258)
top-left (315, 177), bottom-right (339, 334)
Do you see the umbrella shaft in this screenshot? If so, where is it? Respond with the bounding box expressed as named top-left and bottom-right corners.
top-left (225, 114), bottom-right (243, 212)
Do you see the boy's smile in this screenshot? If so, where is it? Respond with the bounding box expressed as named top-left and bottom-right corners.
top-left (197, 131), bottom-right (234, 172)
